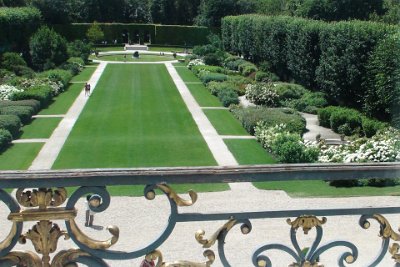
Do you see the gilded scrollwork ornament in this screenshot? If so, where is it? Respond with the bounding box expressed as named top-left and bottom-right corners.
top-left (389, 243), bottom-right (400, 262)
top-left (1, 251), bottom-right (42, 267)
top-left (144, 249), bottom-right (215, 267)
top-left (51, 249), bottom-right (91, 266)
top-left (151, 184), bottom-right (198, 207)
top-left (16, 188), bottom-right (67, 209)
top-left (287, 215), bottom-right (327, 234)
top-left (195, 218), bottom-right (237, 248)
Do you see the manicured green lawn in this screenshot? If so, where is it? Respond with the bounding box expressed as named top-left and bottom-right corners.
top-left (39, 83), bottom-right (84, 115)
top-left (203, 109), bottom-right (249, 136)
top-left (224, 139), bottom-right (276, 165)
top-left (149, 46), bottom-right (191, 53)
top-left (71, 66), bottom-right (97, 82)
top-left (187, 84), bottom-right (221, 107)
top-left (253, 180), bottom-right (400, 197)
top-left (53, 64), bottom-right (217, 168)
top-left (174, 66), bottom-right (199, 82)
top-left (95, 54), bottom-right (179, 62)
top-left (20, 118), bottom-right (62, 139)
top-left (0, 143), bottom-right (43, 170)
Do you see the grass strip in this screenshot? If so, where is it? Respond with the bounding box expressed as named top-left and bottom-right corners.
top-left (71, 66), bottom-right (97, 82)
top-left (39, 83), bottom-right (84, 115)
top-left (187, 84), bottom-right (221, 107)
top-left (20, 118), bottom-right (62, 139)
top-left (174, 66), bottom-right (199, 82)
top-left (224, 139), bottom-right (276, 165)
top-left (0, 143), bottom-right (43, 170)
top-left (203, 109), bottom-right (249, 136)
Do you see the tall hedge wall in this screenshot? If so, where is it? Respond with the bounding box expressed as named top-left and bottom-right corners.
top-left (52, 23), bottom-right (211, 46)
top-left (0, 7), bottom-right (42, 52)
top-left (222, 15), bottom-right (399, 122)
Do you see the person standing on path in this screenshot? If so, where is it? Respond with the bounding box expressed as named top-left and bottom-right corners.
top-left (84, 82), bottom-right (91, 96)
top-left (85, 194), bottom-right (101, 226)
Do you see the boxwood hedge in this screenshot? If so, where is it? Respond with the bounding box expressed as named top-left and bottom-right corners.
top-left (0, 115), bottom-right (21, 138)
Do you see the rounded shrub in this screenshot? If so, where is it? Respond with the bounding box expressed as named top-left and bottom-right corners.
top-left (38, 69), bottom-right (73, 88)
top-left (0, 115), bottom-right (21, 138)
top-left (330, 108), bottom-right (362, 135)
top-left (361, 116), bottom-right (387, 138)
top-left (271, 133), bottom-right (319, 163)
top-left (245, 83), bottom-right (279, 107)
top-left (198, 72), bottom-right (227, 84)
top-left (11, 85), bottom-right (53, 107)
top-left (0, 129), bottom-right (12, 152)
top-left (255, 71), bottom-right (279, 82)
top-left (0, 106), bottom-right (35, 124)
top-left (217, 89), bottom-right (239, 107)
top-left (318, 106), bottom-right (340, 128)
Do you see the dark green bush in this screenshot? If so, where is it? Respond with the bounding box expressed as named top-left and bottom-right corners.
top-left (329, 179), bottom-right (360, 187)
top-left (271, 133), bottom-right (319, 163)
top-left (38, 69), bottom-right (73, 89)
top-left (361, 116), bottom-right (387, 138)
top-left (0, 115), bottom-right (21, 138)
top-left (231, 106), bottom-right (306, 135)
top-left (67, 40), bottom-right (91, 63)
top-left (0, 129), bottom-right (12, 152)
top-left (0, 52), bottom-right (27, 71)
top-left (318, 106), bottom-right (340, 127)
top-left (367, 178), bottom-right (397, 187)
top-left (224, 58), bottom-right (247, 71)
top-left (203, 53), bottom-right (224, 66)
top-left (218, 89), bottom-right (239, 107)
top-left (285, 92), bottom-right (328, 113)
top-left (238, 62), bottom-right (257, 76)
top-left (227, 75), bottom-right (253, 95)
top-left (255, 71), bottom-right (279, 82)
top-left (330, 108), bottom-right (362, 135)
top-left (193, 44), bottom-right (218, 56)
top-left (11, 85), bottom-right (53, 107)
top-left (206, 81), bottom-right (235, 96)
top-left (198, 72), bottom-right (227, 84)
top-left (275, 83), bottom-right (307, 101)
top-left (0, 100), bottom-right (41, 113)
top-left (0, 106), bottom-right (34, 124)
top-left (62, 57), bottom-right (84, 75)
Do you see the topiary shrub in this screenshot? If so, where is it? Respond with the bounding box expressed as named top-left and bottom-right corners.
top-left (0, 129), bottom-right (12, 152)
top-left (0, 106), bottom-right (35, 124)
top-left (11, 85), bottom-right (53, 108)
top-left (330, 108), bottom-right (362, 135)
top-left (0, 100), bottom-right (41, 113)
top-left (0, 115), bottom-right (21, 138)
top-left (217, 89), bottom-right (239, 107)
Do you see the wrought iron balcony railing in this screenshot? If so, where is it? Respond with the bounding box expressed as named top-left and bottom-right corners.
top-left (0, 162), bottom-right (398, 267)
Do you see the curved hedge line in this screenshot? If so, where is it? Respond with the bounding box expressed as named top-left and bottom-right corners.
top-left (0, 7), bottom-right (42, 52)
top-left (222, 15), bottom-right (399, 123)
top-left (0, 115), bottom-right (21, 138)
top-left (0, 128), bottom-right (12, 152)
top-left (52, 23), bottom-right (211, 46)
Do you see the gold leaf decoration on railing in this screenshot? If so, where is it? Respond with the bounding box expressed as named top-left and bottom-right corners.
top-left (68, 219), bottom-right (119, 250)
top-left (287, 215), bottom-right (327, 234)
top-left (144, 249), bottom-right (215, 267)
top-left (19, 221), bottom-right (69, 266)
top-left (195, 218), bottom-right (236, 248)
top-left (0, 251), bottom-right (42, 267)
top-left (371, 214), bottom-right (400, 241)
top-left (51, 249), bottom-right (91, 267)
top-left (288, 261), bottom-right (323, 267)
top-left (156, 183), bottom-right (198, 206)
top-left (16, 188), bottom-right (67, 209)
top-left (389, 243), bottom-right (400, 263)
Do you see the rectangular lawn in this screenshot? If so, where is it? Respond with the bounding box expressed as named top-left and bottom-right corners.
top-left (224, 139), bottom-right (276, 165)
top-left (187, 84), bottom-right (221, 107)
top-left (20, 118), bottom-right (62, 139)
top-left (53, 64), bottom-right (217, 168)
top-left (203, 109), bottom-right (249, 136)
top-left (39, 83), bottom-right (85, 115)
top-left (174, 66), bottom-right (200, 82)
top-left (0, 143), bottom-right (43, 170)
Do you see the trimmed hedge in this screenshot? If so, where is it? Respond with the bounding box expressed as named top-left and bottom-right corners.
top-left (198, 72), bottom-right (227, 84)
top-left (0, 106), bottom-right (35, 124)
top-left (0, 7), bottom-right (42, 52)
top-left (11, 85), bottom-right (53, 108)
top-left (0, 128), bottom-right (12, 152)
top-left (231, 106), bottom-right (306, 135)
top-left (52, 23), bottom-right (211, 46)
top-left (0, 114), bottom-right (21, 138)
top-left (0, 100), bottom-right (41, 113)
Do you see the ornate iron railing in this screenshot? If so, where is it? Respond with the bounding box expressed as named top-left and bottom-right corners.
top-left (0, 162), bottom-right (398, 266)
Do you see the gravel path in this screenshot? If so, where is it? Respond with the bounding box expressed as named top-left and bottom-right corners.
top-left (301, 112), bottom-right (341, 141)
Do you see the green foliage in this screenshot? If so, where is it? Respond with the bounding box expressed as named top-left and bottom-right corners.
top-left (361, 116), bottom-right (388, 138)
top-left (0, 52), bottom-right (26, 69)
top-left (0, 105), bottom-right (35, 124)
top-left (67, 40), bottom-right (91, 63)
top-left (363, 33), bottom-right (400, 124)
top-left (191, 65), bottom-right (225, 75)
top-left (238, 62), bottom-right (257, 76)
top-left (231, 106), bottom-right (306, 135)
top-left (38, 69), bottom-right (73, 89)
top-left (198, 72), bottom-right (227, 84)
top-left (207, 81), bottom-right (235, 96)
top-left (0, 7), bottom-right (42, 52)
top-left (0, 100), bottom-right (41, 113)
top-left (0, 128), bottom-right (12, 151)
top-left (329, 179), bottom-right (359, 188)
top-left (11, 85), bottom-right (53, 107)
top-left (255, 71), bottom-right (279, 82)
top-left (0, 114), bottom-right (21, 138)
top-left (318, 106), bottom-right (339, 127)
top-left (224, 56), bottom-right (247, 71)
top-left (245, 82), bottom-right (279, 107)
top-left (30, 26), bottom-right (68, 71)
top-left (217, 89), bottom-right (239, 107)
top-left (86, 21), bottom-right (104, 44)
top-left (62, 57), bottom-right (85, 75)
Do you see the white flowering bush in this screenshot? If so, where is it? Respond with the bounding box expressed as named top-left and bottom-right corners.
top-left (187, 59), bottom-right (205, 69)
top-left (0, 85), bottom-right (22, 100)
top-left (16, 78), bottom-right (63, 96)
top-left (255, 123), bottom-right (288, 151)
top-left (306, 127), bottom-right (400, 163)
top-left (245, 83), bottom-right (279, 107)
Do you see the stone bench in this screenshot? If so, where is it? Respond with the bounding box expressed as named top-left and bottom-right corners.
top-left (124, 44), bottom-right (148, 51)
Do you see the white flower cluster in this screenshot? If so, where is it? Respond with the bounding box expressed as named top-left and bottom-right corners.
top-left (0, 85), bottom-right (22, 100)
top-left (305, 128), bottom-right (400, 163)
top-left (17, 78), bottom-right (63, 96)
top-left (187, 59), bottom-right (205, 69)
top-left (245, 83), bottom-right (279, 106)
top-left (255, 122), bottom-right (288, 151)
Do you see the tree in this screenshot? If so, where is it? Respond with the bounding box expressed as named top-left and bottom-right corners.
top-left (86, 21), bottom-right (104, 44)
top-left (123, 0), bottom-right (152, 23)
top-left (31, 0), bottom-right (73, 24)
top-left (195, 0), bottom-right (237, 27)
top-left (30, 26), bottom-right (68, 71)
